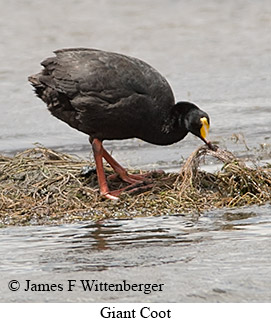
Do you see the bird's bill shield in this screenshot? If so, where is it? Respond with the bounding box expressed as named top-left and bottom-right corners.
top-left (200, 117), bottom-right (210, 141)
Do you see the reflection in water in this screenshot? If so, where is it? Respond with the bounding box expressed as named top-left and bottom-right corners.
top-left (1, 205), bottom-right (271, 302)
top-left (1, 205), bottom-right (270, 275)
top-left (222, 211), bottom-right (256, 222)
top-left (74, 216), bottom-right (197, 251)
top-left (78, 222), bottom-right (110, 251)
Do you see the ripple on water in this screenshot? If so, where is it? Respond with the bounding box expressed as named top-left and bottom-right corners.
top-left (0, 204), bottom-right (270, 274)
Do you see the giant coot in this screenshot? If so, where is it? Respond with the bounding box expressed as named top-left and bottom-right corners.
top-left (29, 48), bottom-right (212, 200)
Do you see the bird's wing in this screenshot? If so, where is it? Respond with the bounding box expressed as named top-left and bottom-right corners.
top-left (39, 49), bottom-right (144, 103)
top-left (39, 48), bottom-right (174, 106)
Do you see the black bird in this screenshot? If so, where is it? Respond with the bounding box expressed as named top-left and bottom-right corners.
top-left (29, 48), bottom-right (212, 200)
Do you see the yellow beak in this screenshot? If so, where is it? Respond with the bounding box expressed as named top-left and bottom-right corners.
top-left (200, 117), bottom-right (210, 141)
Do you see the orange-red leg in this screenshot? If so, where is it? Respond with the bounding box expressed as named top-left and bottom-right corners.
top-left (91, 139), bottom-right (118, 200)
top-left (91, 138), bottom-right (157, 200)
top-left (102, 148), bottom-right (148, 184)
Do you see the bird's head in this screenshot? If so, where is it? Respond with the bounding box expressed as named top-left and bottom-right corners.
top-left (176, 101), bottom-right (214, 149)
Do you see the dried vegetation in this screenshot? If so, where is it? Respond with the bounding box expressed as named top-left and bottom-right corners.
top-left (0, 145), bottom-right (270, 226)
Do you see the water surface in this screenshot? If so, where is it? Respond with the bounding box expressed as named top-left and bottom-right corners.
top-left (1, 205), bottom-right (271, 302)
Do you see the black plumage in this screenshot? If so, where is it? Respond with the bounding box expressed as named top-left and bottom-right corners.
top-left (29, 48), bottom-right (212, 199)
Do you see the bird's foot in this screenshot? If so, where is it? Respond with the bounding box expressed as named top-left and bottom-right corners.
top-left (120, 183), bottom-right (154, 195)
top-left (100, 170), bottom-right (164, 200)
top-left (107, 170), bottom-right (164, 185)
top-left (101, 182), bottom-right (155, 200)
top-left (102, 192), bottom-right (120, 201)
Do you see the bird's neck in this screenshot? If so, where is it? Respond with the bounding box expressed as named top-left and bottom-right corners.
top-left (162, 103), bottom-right (185, 132)
top-left (156, 104), bottom-right (188, 145)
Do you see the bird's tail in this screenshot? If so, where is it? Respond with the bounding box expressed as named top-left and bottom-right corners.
top-left (28, 73), bottom-right (45, 99)
top-left (28, 73), bottom-right (41, 85)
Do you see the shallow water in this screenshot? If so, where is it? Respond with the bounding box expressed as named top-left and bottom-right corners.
top-left (1, 204), bottom-right (271, 302)
top-left (0, 0), bottom-right (271, 303)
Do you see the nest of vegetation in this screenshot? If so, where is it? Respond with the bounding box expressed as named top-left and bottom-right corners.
top-left (0, 145), bottom-right (270, 226)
